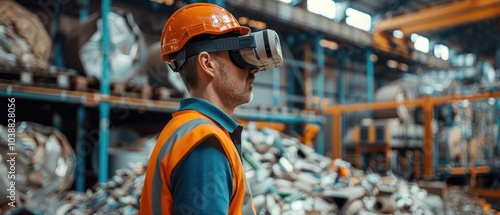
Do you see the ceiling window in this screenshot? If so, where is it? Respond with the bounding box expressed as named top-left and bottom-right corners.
top-left (412, 34), bottom-right (429, 53)
top-left (307, 0), bottom-right (336, 19)
top-left (434, 44), bottom-right (449, 60)
top-left (345, 8), bottom-right (371, 31)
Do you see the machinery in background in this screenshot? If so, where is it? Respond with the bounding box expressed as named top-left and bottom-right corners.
top-left (343, 119), bottom-right (427, 179)
top-left (343, 62), bottom-right (499, 181)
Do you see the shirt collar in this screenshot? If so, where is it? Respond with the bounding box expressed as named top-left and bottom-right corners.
top-left (178, 98), bottom-right (240, 133)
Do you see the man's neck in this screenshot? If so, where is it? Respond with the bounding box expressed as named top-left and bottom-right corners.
top-left (191, 90), bottom-right (235, 116)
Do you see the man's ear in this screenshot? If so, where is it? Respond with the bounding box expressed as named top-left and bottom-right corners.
top-left (198, 52), bottom-right (216, 78)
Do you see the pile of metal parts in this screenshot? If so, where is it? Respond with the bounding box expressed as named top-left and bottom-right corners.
top-left (444, 186), bottom-right (496, 215)
top-left (1, 122), bottom-right (495, 215)
top-left (2, 167), bottom-right (144, 215)
top-left (0, 122), bottom-right (75, 214)
top-left (0, 1), bottom-right (52, 69)
top-left (242, 122), bottom-right (447, 215)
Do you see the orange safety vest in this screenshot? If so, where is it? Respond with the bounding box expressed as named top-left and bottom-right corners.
top-left (140, 110), bottom-right (256, 215)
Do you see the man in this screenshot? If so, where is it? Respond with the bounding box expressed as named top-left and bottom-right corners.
top-left (140, 3), bottom-right (283, 215)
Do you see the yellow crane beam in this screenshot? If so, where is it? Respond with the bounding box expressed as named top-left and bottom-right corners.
top-left (401, 5), bottom-right (500, 35)
top-left (376, 0), bottom-right (500, 34)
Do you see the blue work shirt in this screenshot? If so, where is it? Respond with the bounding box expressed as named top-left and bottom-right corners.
top-left (170, 98), bottom-right (243, 214)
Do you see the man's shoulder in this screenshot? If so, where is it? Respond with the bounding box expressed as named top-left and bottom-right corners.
top-left (163, 114), bottom-right (229, 141)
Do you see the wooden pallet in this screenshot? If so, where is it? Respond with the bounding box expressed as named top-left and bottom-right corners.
top-left (112, 82), bottom-right (152, 100)
top-left (0, 67), bottom-right (71, 89)
top-left (72, 75), bottom-right (154, 100)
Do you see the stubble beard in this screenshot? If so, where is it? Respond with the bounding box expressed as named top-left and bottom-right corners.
top-left (218, 74), bottom-right (252, 106)
top-left (216, 61), bottom-right (253, 107)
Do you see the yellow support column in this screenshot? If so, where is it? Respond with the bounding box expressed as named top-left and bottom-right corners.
top-left (332, 108), bottom-right (342, 160)
top-left (423, 97), bottom-right (435, 180)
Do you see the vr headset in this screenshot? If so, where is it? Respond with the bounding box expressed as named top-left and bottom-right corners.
top-left (168, 29), bottom-right (283, 72)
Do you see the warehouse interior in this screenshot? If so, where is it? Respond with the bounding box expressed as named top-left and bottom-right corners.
top-left (0, 0), bottom-right (499, 214)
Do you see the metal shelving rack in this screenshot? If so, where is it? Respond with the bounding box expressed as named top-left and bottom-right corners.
top-left (0, 0), bottom-right (327, 189)
top-left (0, 83), bottom-right (325, 188)
top-left (2, 0), bottom-right (483, 190)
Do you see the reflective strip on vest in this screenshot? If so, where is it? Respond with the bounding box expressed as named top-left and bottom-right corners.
top-left (152, 118), bottom-right (212, 215)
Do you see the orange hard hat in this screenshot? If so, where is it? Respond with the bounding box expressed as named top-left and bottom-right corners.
top-left (160, 3), bottom-right (251, 62)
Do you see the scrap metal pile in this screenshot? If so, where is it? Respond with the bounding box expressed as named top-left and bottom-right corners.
top-left (0, 122), bottom-right (76, 215)
top-left (444, 186), bottom-right (496, 215)
top-left (0, 1), bottom-right (51, 69)
top-left (1, 122), bottom-right (496, 215)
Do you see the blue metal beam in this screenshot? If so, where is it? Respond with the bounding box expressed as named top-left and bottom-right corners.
top-left (80, 0), bottom-right (89, 22)
top-left (497, 45), bottom-right (500, 159)
top-left (497, 44), bottom-right (500, 78)
top-left (99, 0), bottom-right (112, 183)
top-left (273, 68), bottom-right (281, 106)
top-left (287, 73), bottom-right (296, 108)
top-left (433, 92), bottom-right (440, 175)
top-left (315, 33), bottom-right (325, 155)
top-left (207, 0), bottom-right (225, 7)
top-left (337, 50), bottom-right (345, 105)
top-left (76, 106), bottom-right (86, 192)
top-left (284, 35), bottom-right (298, 108)
top-left (285, 59), bottom-right (317, 70)
top-left (0, 88), bottom-right (83, 103)
top-left (336, 50), bottom-right (346, 152)
top-left (54, 0), bottom-right (64, 68)
top-left (315, 34), bottom-right (325, 108)
top-left (445, 104), bottom-right (453, 127)
top-left (150, 1), bottom-right (161, 10)
top-left (188, 0), bottom-right (225, 7)
top-left (366, 48), bottom-right (374, 103)
top-left (52, 111), bottom-right (62, 131)
top-left (0, 86), bottom-right (180, 113)
top-left (233, 111), bottom-right (324, 125)
top-left (497, 99), bottom-right (500, 158)
top-left (286, 35), bottom-right (297, 109)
